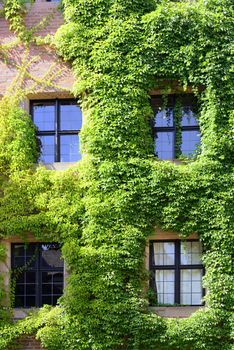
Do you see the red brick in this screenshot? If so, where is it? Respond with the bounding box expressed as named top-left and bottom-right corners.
top-left (0, 2), bottom-right (74, 98)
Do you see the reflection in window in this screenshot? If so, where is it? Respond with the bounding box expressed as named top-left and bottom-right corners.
top-left (38, 135), bottom-right (55, 163)
top-left (60, 102), bottom-right (82, 131)
top-left (154, 108), bottom-right (173, 127)
top-left (155, 132), bottom-right (174, 160)
top-left (31, 99), bottom-right (82, 163)
top-left (60, 135), bottom-right (81, 162)
top-left (181, 107), bottom-right (199, 126)
top-left (12, 243), bottom-right (64, 308)
top-left (33, 103), bottom-right (55, 131)
top-left (150, 240), bottom-right (204, 305)
top-left (181, 130), bottom-right (200, 157)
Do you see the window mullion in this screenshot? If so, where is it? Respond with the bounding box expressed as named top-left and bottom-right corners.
top-left (36, 244), bottom-right (40, 307)
top-left (175, 241), bottom-right (180, 304)
top-left (55, 99), bottom-right (60, 162)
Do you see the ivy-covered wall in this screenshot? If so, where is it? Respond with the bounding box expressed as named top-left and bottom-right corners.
top-left (0, 0), bottom-right (233, 349)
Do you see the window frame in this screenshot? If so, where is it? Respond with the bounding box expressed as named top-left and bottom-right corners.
top-left (149, 239), bottom-right (205, 306)
top-left (30, 99), bottom-right (81, 163)
top-left (151, 94), bottom-right (200, 160)
top-left (11, 242), bottom-right (64, 308)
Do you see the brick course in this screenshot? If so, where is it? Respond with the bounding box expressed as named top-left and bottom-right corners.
top-left (0, 2), bottom-right (74, 98)
top-left (8, 336), bottom-right (45, 350)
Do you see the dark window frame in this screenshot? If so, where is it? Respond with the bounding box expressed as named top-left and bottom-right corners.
top-left (11, 243), bottom-right (64, 308)
top-left (151, 94), bottom-right (200, 160)
top-left (149, 239), bottom-right (205, 306)
top-left (30, 99), bottom-right (81, 163)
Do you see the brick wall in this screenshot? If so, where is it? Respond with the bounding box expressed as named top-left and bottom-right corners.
top-left (8, 336), bottom-right (45, 350)
top-left (0, 2), bottom-right (74, 98)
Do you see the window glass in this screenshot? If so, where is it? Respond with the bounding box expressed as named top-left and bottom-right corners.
top-left (153, 95), bottom-right (200, 160)
top-left (181, 130), bottom-right (200, 156)
top-left (155, 270), bottom-right (175, 304)
top-left (25, 296), bottom-right (36, 307)
top-left (60, 135), bottom-right (81, 162)
top-left (41, 244), bottom-right (63, 268)
top-left (181, 241), bottom-right (202, 265)
top-left (154, 108), bottom-right (173, 127)
top-left (38, 135), bottom-right (55, 163)
top-left (13, 244), bottom-right (26, 257)
top-left (155, 132), bottom-right (174, 160)
top-left (153, 242), bottom-right (175, 265)
top-left (181, 107), bottom-right (198, 126)
top-left (150, 240), bottom-right (203, 305)
top-left (60, 102), bottom-right (82, 131)
top-left (180, 269), bottom-right (203, 305)
top-left (12, 243), bottom-right (64, 308)
top-left (31, 99), bottom-right (82, 163)
top-left (33, 103), bottom-right (55, 131)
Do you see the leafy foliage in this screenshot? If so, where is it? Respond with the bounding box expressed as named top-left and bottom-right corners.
top-left (0, 0), bottom-right (233, 349)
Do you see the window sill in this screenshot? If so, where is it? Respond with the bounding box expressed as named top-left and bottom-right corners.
top-left (13, 308), bottom-right (38, 320)
top-left (149, 306), bottom-right (204, 318)
top-left (39, 162), bottom-right (78, 171)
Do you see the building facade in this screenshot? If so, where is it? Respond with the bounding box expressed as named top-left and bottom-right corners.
top-left (0, 0), bottom-right (204, 320)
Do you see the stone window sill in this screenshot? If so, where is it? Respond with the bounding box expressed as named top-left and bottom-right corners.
top-left (149, 306), bottom-right (204, 318)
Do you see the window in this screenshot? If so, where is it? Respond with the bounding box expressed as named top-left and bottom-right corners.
top-left (31, 99), bottom-right (82, 163)
top-left (149, 240), bottom-right (204, 305)
top-left (12, 243), bottom-right (64, 308)
top-left (151, 95), bottom-right (200, 160)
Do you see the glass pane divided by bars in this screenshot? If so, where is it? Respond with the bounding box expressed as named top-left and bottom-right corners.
top-left (12, 243), bottom-right (64, 308)
top-left (31, 99), bottom-right (82, 163)
top-left (150, 240), bottom-right (204, 305)
top-left (151, 94), bottom-right (200, 160)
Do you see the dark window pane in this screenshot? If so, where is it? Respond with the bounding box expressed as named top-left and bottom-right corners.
top-left (42, 284), bottom-right (52, 294)
top-left (15, 272), bottom-right (25, 283)
top-left (40, 244), bottom-right (63, 269)
top-left (26, 284), bottom-right (36, 295)
top-left (181, 130), bottom-right (200, 157)
top-left (26, 244), bottom-right (37, 257)
top-left (60, 103), bottom-right (82, 131)
top-left (12, 243), bottom-right (64, 308)
top-left (42, 271), bottom-right (63, 283)
top-left (13, 244), bottom-right (26, 257)
top-left (42, 296), bottom-right (52, 305)
top-left (14, 257), bottom-right (25, 267)
top-left (53, 284), bottom-right (63, 294)
top-left (25, 296), bottom-right (36, 307)
top-left (38, 135), bottom-right (55, 163)
top-left (181, 107), bottom-right (198, 126)
top-left (25, 272), bottom-right (36, 284)
top-left (42, 271), bottom-right (52, 283)
top-left (52, 295), bottom-right (60, 306)
top-left (33, 103), bottom-right (55, 131)
top-left (155, 132), bottom-right (174, 160)
top-left (15, 284), bottom-right (25, 295)
top-left (154, 108), bottom-right (173, 127)
top-left (26, 256), bottom-right (37, 268)
top-left (53, 272), bottom-right (63, 283)
top-left (15, 296), bottom-right (24, 307)
top-left (60, 135), bottom-right (81, 162)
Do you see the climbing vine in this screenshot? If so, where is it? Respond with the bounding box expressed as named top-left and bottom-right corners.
top-left (0, 0), bottom-right (233, 349)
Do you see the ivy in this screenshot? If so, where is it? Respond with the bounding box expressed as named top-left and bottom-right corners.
top-left (0, 0), bottom-right (233, 349)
